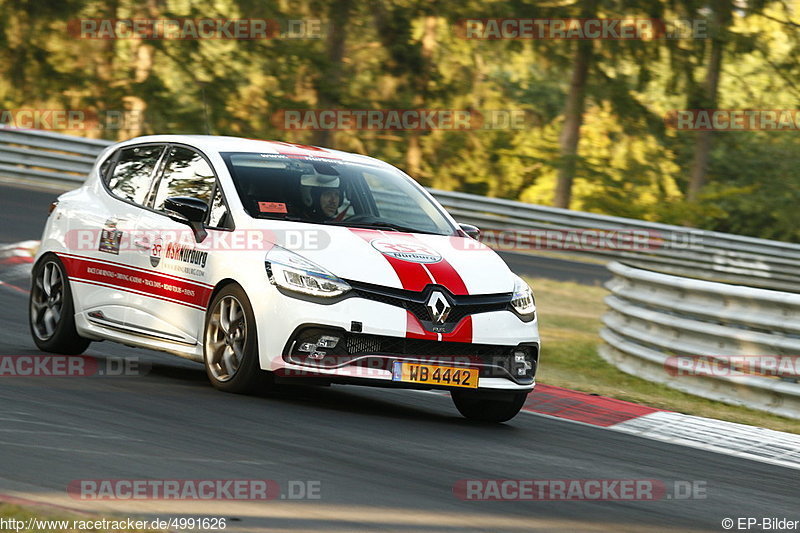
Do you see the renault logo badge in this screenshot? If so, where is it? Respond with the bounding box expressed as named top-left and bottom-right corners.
top-left (426, 291), bottom-right (451, 324)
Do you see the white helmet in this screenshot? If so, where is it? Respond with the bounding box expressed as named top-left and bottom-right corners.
top-left (300, 173), bottom-right (341, 208)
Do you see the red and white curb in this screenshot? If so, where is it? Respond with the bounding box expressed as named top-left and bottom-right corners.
top-left (524, 384), bottom-right (800, 471)
top-left (0, 240), bottom-right (38, 265)
top-left (0, 240), bottom-right (37, 294)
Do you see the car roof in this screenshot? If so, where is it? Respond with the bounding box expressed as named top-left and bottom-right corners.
top-left (114, 134), bottom-right (390, 168)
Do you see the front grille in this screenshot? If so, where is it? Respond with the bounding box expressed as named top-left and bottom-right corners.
top-left (345, 333), bottom-right (509, 360)
top-left (284, 327), bottom-right (538, 384)
top-left (346, 280), bottom-right (512, 329)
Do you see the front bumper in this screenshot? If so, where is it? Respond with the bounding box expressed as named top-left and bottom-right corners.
top-left (282, 325), bottom-right (537, 385)
top-left (253, 285), bottom-right (540, 391)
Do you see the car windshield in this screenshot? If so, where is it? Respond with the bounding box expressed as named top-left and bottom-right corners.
top-left (221, 152), bottom-right (456, 235)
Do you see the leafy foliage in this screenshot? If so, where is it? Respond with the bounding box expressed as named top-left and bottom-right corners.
top-left (1, 0), bottom-right (799, 241)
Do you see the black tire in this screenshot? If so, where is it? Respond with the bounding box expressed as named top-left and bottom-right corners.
top-left (451, 390), bottom-right (529, 423)
top-left (29, 254), bottom-right (91, 355)
top-left (203, 283), bottom-right (269, 394)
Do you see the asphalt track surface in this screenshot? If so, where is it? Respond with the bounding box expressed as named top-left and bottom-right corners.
top-left (0, 182), bottom-right (797, 532)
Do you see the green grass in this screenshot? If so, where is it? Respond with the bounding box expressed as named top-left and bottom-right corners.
top-left (527, 276), bottom-right (800, 435)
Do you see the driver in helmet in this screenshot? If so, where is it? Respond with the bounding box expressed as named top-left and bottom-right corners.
top-left (300, 173), bottom-right (345, 221)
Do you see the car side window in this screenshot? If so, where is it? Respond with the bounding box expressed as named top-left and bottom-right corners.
top-left (208, 185), bottom-right (230, 229)
top-left (99, 152), bottom-right (115, 182)
top-left (107, 145), bottom-right (164, 205)
top-left (152, 146), bottom-right (216, 213)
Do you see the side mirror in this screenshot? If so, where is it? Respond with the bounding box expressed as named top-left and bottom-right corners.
top-left (459, 223), bottom-right (481, 240)
top-left (164, 196), bottom-right (209, 243)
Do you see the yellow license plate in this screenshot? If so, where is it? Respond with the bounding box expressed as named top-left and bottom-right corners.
top-left (392, 362), bottom-right (478, 388)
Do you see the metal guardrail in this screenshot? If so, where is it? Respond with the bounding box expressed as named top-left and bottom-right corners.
top-left (600, 261), bottom-right (800, 419)
top-left (2, 128), bottom-right (800, 292)
top-left (433, 189), bottom-right (800, 292)
top-left (0, 129), bottom-right (110, 183)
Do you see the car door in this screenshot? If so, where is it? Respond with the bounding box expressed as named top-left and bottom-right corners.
top-left (124, 144), bottom-right (230, 345)
top-left (64, 143), bottom-right (167, 330)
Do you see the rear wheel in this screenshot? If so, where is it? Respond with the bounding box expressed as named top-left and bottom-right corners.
top-left (203, 284), bottom-right (268, 394)
top-left (29, 255), bottom-right (91, 355)
top-left (451, 390), bottom-right (528, 423)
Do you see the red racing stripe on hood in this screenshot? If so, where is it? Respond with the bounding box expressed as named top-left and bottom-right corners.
top-left (424, 260), bottom-right (468, 295)
top-left (350, 228), bottom-right (473, 343)
top-left (443, 315), bottom-right (473, 343)
top-left (406, 311), bottom-right (437, 340)
top-left (349, 228), bottom-right (432, 292)
top-left (349, 228), bottom-right (470, 295)
top-left (405, 312), bottom-right (473, 344)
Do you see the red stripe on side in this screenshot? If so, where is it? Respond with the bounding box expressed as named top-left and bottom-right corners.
top-left (522, 384), bottom-right (662, 427)
top-left (58, 252), bottom-right (214, 288)
top-left (70, 279), bottom-right (205, 310)
top-left (349, 229), bottom-right (431, 292)
top-left (59, 255), bottom-right (213, 309)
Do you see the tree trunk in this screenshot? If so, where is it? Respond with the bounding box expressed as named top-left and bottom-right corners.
top-left (687, 3), bottom-right (727, 202)
top-left (312, 0), bottom-right (353, 148)
top-left (554, 0), bottom-right (597, 209)
top-left (405, 15), bottom-right (437, 178)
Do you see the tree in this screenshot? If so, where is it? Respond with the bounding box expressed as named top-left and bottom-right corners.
top-left (554, 0), bottom-right (598, 209)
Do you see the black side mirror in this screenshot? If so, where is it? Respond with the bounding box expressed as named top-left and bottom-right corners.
top-left (459, 223), bottom-right (481, 240)
top-left (164, 196), bottom-right (209, 243)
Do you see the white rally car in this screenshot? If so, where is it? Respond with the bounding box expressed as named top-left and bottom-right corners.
top-left (29, 135), bottom-right (539, 422)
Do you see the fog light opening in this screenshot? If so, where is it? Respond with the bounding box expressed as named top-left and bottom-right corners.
top-left (511, 349), bottom-right (533, 378)
top-left (298, 334), bottom-right (341, 360)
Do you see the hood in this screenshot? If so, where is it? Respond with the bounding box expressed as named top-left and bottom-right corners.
top-left (260, 222), bottom-right (515, 295)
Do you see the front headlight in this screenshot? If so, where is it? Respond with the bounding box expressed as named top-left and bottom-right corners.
top-left (510, 274), bottom-right (536, 319)
top-left (266, 246), bottom-right (351, 298)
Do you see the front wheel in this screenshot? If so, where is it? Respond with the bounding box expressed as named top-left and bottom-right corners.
top-left (29, 255), bottom-right (91, 355)
top-left (203, 284), bottom-right (268, 394)
top-left (451, 390), bottom-right (529, 423)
